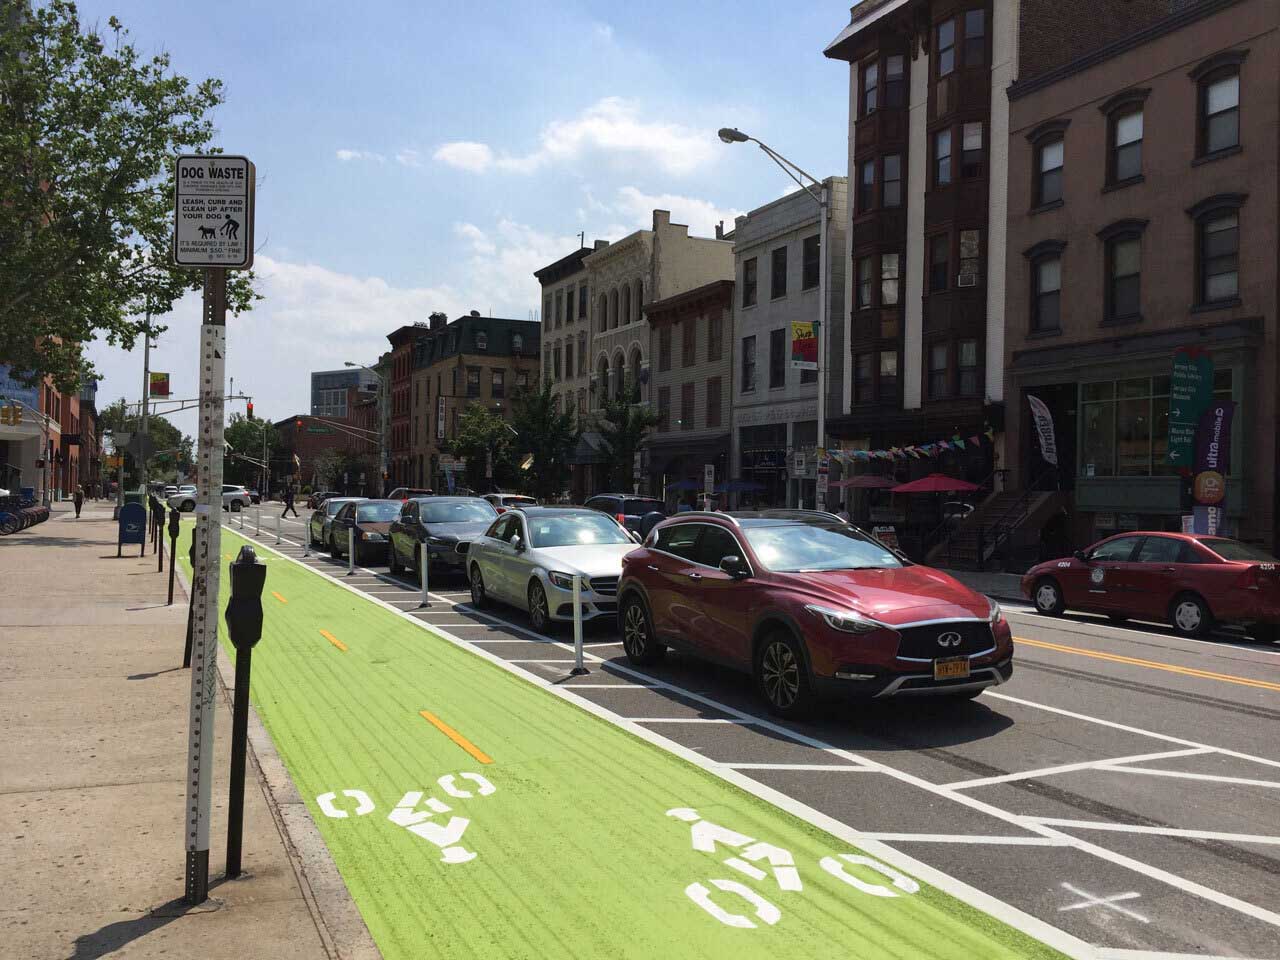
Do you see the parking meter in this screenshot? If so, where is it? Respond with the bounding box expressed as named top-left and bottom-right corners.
top-left (225, 544), bottom-right (266, 879)
top-left (168, 506), bottom-right (181, 542)
top-left (166, 507), bottom-right (181, 603)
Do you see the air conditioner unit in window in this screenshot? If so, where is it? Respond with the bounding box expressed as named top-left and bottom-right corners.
top-left (956, 273), bottom-right (978, 288)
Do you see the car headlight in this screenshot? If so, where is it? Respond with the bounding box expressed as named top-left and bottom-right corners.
top-left (987, 597), bottom-right (1003, 625)
top-left (429, 537), bottom-right (452, 547)
top-left (804, 604), bottom-right (883, 634)
top-left (548, 571), bottom-right (577, 590)
top-left (360, 531), bottom-right (385, 541)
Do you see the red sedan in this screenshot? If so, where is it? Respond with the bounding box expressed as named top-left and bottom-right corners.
top-left (1022, 532), bottom-right (1280, 641)
top-left (616, 511), bottom-right (1013, 717)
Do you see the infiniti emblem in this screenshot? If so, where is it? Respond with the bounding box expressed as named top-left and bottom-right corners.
top-left (937, 631), bottom-right (963, 648)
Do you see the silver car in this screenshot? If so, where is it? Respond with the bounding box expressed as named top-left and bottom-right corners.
top-left (467, 507), bottom-right (641, 632)
top-left (309, 496), bottom-right (366, 549)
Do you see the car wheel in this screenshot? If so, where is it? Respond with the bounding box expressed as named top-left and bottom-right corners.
top-left (181, 500), bottom-right (195, 513)
top-left (1032, 577), bottom-right (1065, 616)
top-left (389, 543), bottom-right (402, 576)
top-left (469, 565), bottom-right (488, 608)
top-left (527, 580), bottom-right (553, 633)
top-left (620, 595), bottom-right (665, 665)
top-left (1170, 594), bottom-right (1212, 638)
top-left (230, 500), bottom-right (241, 512)
top-left (329, 534), bottom-right (339, 559)
top-left (754, 630), bottom-right (813, 719)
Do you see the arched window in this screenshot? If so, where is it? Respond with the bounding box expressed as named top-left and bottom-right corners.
top-left (612, 352), bottom-right (626, 400)
top-left (1097, 219), bottom-right (1148, 323)
top-left (1190, 51), bottom-right (1246, 158)
top-left (1187, 194), bottom-right (1247, 307)
top-left (609, 288), bottom-right (619, 330)
top-left (512, 333), bottom-right (524, 353)
top-left (620, 282), bottom-right (631, 326)
top-left (1099, 89), bottom-right (1149, 187)
top-left (633, 281), bottom-right (644, 323)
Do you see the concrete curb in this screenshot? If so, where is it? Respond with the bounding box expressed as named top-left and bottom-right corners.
top-left (177, 553), bottom-right (381, 960)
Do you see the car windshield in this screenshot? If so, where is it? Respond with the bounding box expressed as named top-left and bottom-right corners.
top-left (421, 501), bottom-right (496, 524)
top-left (501, 496), bottom-right (537, 506)
top-left (1199, 538), bottom-right (1278, 563)
top-left (527, 514), bottom-right (632, 548)
top-left (624, 498), bottom-right (664, 516)
top-left (326, 499), bottom-right (356, 516)
top-left (357, 502), bottom-right (400, 522)
top-left (744, 523), bottom-right (904, 572)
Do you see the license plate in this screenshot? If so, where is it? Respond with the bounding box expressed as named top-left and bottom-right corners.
top-left (934, 657), bottom-right (970, 681)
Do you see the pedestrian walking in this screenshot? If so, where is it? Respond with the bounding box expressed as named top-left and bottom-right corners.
top-left (280, 486), bottom-right (299, 519)
top-left (73, 484), bottom-right (84, 518)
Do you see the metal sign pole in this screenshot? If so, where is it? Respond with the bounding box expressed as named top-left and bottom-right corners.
top-left (347, 526), bottom-right (356, 576)
top-left (419, 546), bottom-right (430, 608)
top-left (254, 505), bottom-right (261, 537)
top-left (275, 511), bottom-right (281, 545)
top-left (184, 266), bottom-right (228, 905)
top-left (571, 576), bottom-right (588, 676)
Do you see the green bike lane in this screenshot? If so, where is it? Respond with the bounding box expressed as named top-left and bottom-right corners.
top-left (184, 525), bottom-right (1071, 960)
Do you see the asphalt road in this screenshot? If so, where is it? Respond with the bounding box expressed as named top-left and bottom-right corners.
top-left (237, 506), bottom-right (1280, 959)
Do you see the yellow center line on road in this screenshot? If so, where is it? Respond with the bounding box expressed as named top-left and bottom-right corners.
top-left (1015, 636), bottom-right (1280, 693)
top-left (272, 591), bottom-right (287, 604)
top-left (419, 710), bottom-right (493, 764)
top-left (320, 629), bottom-right (347, 652)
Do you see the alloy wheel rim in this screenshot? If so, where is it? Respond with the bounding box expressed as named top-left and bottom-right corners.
top-left (1036, 584), bottom-right (1057, 610)
top-left (530, 585), bottom-right (547, 628)
top-left (1176, 601), bottom-right (1201, 630)
top-left (623, 605), bottom-right (646, 656)
top-left (762, 641), bottom-right (799, 708)
top-left (471, 572), bottom-right (484, 604)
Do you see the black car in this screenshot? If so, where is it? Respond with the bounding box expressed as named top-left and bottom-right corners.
top-left (388, 496), bottom-right (498, 579)
top-left (329, 499), bottom-right (401, 565)
top-left (584, 493), bottom-right (667, 537)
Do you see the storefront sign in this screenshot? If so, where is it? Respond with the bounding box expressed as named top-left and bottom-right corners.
top-left (790, 321), bottom-right (817, 370)
top-left (792, 452), bottom-right (806, 475)
top-left (1192, 401), bottom-right (1234, 535)
top-left (872, 526), bottom-right (899, 550)
top-left (1026, 395), bottom-right (1058, 466)
top-left (149, 372), bottom-right (171, 398)
top-left (1168, 347), bottom-right (1214, 468)
top-left (703, 463), bottom-right (714, 494)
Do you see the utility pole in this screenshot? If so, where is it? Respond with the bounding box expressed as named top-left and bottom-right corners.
top-left (140, 309), bottom-right (151, 496)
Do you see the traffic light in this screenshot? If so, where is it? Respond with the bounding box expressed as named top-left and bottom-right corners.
top-left (296, 418), bottom-right (303, 429)
top-left (246, 401), bottom-right (254, 420)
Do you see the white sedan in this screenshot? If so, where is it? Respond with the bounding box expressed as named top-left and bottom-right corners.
top-left (466, 507), bottom-right (641, 633)
top-left (167, 484), bottom-right (252, 512)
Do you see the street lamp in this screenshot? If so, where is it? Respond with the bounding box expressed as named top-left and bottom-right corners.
top-left (718, 127), bottom-right (830, 509)
top-left (344, 360), bottom-right (387, 493)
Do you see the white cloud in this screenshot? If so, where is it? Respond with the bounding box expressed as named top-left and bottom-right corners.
top-left (453, 222), bottom-right (495, 256)
top-left (335, 148), bottom-right (384, 163)
top-left (610, 186), bottom-right (743, 237)
top-left (593, 22), bottom-right (613, 41)
top-left (434, 97), bottom-right (716, 177)
top-left (433, 141), bottom-right (495, 173)
top-left (454, 220), bottom-right (582, 315)
top-left (394, 148), bottom-right (423, 168)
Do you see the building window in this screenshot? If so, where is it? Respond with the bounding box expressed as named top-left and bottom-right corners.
top-left (741, 335), bottom-right (756, 392)
top-left (742, 258), bottom-right (757, 307)
top-left (859, 160), bottom-right (875, 212)
top-left (552, 346), bottom-right (561, 381)
top-left (1200, 70), bottom-right (1240, 156)
top-left (1198, 211), bottom-right (1239, 304)
top-left (929, 233), bottom-right (950, 293)
top-left (862, 60), bottom-right (878, 116)
top-left (883, 154), bottom-right (902, 206)
top-left (934, 129), bottom-right (952, 186)
top-left (880, 253), bottom-right (901, 306)
top-left (452, 368), bottom-right (459, 394)
top-left (1037, 137), bottom-right (1064, 206)
top-left (467, 367), bottom-right (481, 398)
top-left (878, 351), bottom-right (899, 401)
top-left (543, 297), bottom-right (551, 325)
top-left (771, 246), bottom-right (788, 299)
top-left (855, 353), bottom-right (873, 403)
top-left (802, 235), bottom-right (820, 289)
top-left (555, 291), bottom-right (563, 328)
top-left (1032, 256), bottom-right (1062, 332)
top-left (961, 123), bottom-right (983, 177)
top-left (516, 370), bottom-right (529, 390)
top-left (707, 377), bottom-right (722, 428)
top-left (492, 369), bottom-right (505, 398)
top-left (682, 317), bottom-right (696, 367)
top-left (578, 285), bottom-right (588, 319)
top-left (856, 257), bottom-right (873, 309)
top-left (768, 328), bottom-right (785, 389)
top-left (929, 343), bottom-right (949, 398)
top-left (707, 311), bottom-right (723, 362)
top-left (1110, 108), bottom-right (1143, 183)
top-left (475, 330), bottom-right (488, 351)
top-left (885, 55), bottom-right (905, 107)
top-left (598, 294), bottom-right (608, 333)
top-left (657, 386), bottom-right (670, 432)
top-left (658, 325), bottom-right (672, 372)
top-left (565, 341), bottom-right (574, 379)
top-left (963, 9), bottom-right (985, 66)
top-left (514, 333), bottom-right (526, 354)
top-left (680, 383), bottom-right (695, 431)
top-left (958, 339), bottom-right (978, 396)
top-left (936, 18), bottom-right (955, 77)
top-left (1107, 235), bottom-right (1141, 321)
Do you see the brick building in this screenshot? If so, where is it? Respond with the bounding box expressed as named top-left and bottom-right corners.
top-left (386, 323), bottom-right (429, 490)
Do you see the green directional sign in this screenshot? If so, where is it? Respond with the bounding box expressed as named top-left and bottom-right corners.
top-left (1167, 347), bottom-right (1213, 468)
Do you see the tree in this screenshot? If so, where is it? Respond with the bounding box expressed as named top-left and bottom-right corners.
top-left (99, 397), bottom-right (191, 482)
top-left (511, 383), bottom-right (578, 501)
top-left (0, 1), bottom-right (259, 393)
top-left (310, 448), bottom-right (342, 491)
top-left (449, 405), bottom-right (519, 492)
top-left (223, 413), bottom-right (276, 489)
top-left (598, 384), bottom-right (658, 491)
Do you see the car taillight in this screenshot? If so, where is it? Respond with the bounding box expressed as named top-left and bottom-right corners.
top-left (496, 506), bottom-right (506, 514)
top-left (616, 513), bottom-right (627, 525)
top-left (1247, 564), bottom-right (1279, 590)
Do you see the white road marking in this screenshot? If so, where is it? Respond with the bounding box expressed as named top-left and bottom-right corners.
top-left (1031, 819), bottom-right (1280, 845)
top-left (1008, 609), bottom-right (1280, 658)
top-left (569, 683), bottom-right (663, 688)
top-left (944, 748), bottom-right (1214, 790)
top-left (1096, 767), bottom-right (1280, 789)
top-left (849, 834), bottom-right (1067, 846)
top-left (631, 718), bottom-right (761, 725)
top-left (1058, 883), bottom-right (1149, 923)
top-left (722, 763), bottom-right (875, 772)
top-left (1097, 950), bottom-right (1274, 960)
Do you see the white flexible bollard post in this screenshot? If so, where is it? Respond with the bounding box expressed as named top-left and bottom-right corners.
top-left (570, 575), bottom-right (588, 676)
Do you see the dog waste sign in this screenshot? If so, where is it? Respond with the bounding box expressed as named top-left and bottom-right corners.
top-left (173, 154), bottom-right (255, 269)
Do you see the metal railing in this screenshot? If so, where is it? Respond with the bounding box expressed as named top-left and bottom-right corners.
top-left (929, 467), bottom-right (1057, 570)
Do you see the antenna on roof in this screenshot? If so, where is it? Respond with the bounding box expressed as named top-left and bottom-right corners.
top-left (578, 231), bottom-right (585, 248)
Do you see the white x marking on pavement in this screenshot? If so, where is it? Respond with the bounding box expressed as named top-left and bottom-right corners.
top-left (1058, 882), bottom-right (1150, 923)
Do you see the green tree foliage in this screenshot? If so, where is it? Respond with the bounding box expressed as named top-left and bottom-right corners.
top-left (309, 449), bottom-right (343, 491)
top-left (0, 1), bottom-right (259, 392)
top-left (511, 382), bottom-right (578, 501)
top-left (449, 405), bottom-right (519, 492)
top-left (598, 383), bottom-right (657, 491)
top-left (223, 413), bottom-right (276, 488)
top-left (98, 397), bottom-right (191, 481)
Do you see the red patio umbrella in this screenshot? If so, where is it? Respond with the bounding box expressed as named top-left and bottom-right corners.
top-left (832, 474), bottom-right (898, 489)
top-left (890, 473), bottom-right (981, 494)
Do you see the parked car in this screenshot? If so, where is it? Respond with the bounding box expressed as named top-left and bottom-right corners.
top-left (388, 497), bottom-right (499, 579)
top-left (387, 487), bottom-right (434, 501)
top-left (468, 507), bottom-right (641, 632)
top-left (163, 485), bottom-right (178, 498)
top-left (1023, 532), bottom-right (1280, 641)
top-left (484, 493), bottom-right (538, 514)
top-left (584, 493), bottom-right (668, 537)
top-left (309, 496), bottom-right (365, 547)
top-left (307, 490), bottom-right (338, 510)
top-left (616, 511), bottom-right (1013, 717)
top-left (328, 499), bottom-right (401, 564)
top-left (247, 488), bottom-right (262, 504)
top-left (222, 485), bottom-right (253, 511)
top-left (167, 485), bottom-right (199, 511)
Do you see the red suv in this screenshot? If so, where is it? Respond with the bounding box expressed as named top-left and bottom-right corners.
top-left (616, 511), bottom-right (1013, 717)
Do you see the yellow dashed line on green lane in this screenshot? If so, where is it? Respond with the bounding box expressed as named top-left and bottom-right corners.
top-left (272, 591), bottom-right (288, 604)
top-left (420, 710), bottom-right (493, 764)
top-left (319, 628), bottom-right (347, 652)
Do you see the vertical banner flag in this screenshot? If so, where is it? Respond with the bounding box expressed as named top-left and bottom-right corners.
top-left (790, 321), bottom-right (818, 370)
top-left (1026, 395), bottom-right (1059, 466)
top-left (148, 371), bottom-right (171, 398)
top-left (1168, 347), bottom-right (1214, 468)
top-left (1192, 400), bottom-right (1234, 535)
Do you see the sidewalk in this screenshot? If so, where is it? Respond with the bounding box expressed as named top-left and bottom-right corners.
top-left (0, 501), bottom-right (374, 960)
top-left (939, 568), bottom-right (1026, 602)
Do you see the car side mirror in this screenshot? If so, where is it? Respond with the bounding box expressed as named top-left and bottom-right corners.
top-left (630, 531), bottom-right (643, 544)
top-left (1074, 549), bottom-right (1089, 562)
top-left (719, 555), bottom-right (749, 579)
top-left (511, 534), bottom-right (524, 552)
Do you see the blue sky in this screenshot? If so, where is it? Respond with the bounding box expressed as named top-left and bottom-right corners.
top-left (82, 0), bottom-right (850, 434)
